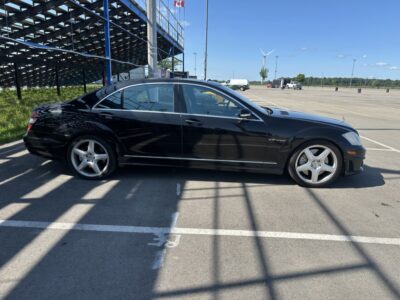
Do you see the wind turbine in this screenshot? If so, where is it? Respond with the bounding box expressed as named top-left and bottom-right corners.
top-left (260, 48), bottom-right (274, 69)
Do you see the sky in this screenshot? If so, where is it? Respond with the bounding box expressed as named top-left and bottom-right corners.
top-left (171, 0), bottom-right (400, 81)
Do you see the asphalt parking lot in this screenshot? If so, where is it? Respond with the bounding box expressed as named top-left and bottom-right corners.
top-left (1, 86), bottom-right (400, 299)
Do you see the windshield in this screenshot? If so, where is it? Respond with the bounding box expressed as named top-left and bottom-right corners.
top-left (212, 83), bottom-right (272, 115)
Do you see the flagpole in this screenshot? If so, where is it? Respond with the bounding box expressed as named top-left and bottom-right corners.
top-left (204, 0), bottom-right (208, 80)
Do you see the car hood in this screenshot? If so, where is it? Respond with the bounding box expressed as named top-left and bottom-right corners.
top-left (270, 108), bottom-right (355, 131)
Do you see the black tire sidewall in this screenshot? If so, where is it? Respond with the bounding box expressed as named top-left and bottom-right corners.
top-left (67, 135), bottom-right (117, 180)
top-left (288, 140), bottom-right (343, 187)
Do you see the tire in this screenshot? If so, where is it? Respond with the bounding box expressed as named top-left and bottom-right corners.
top-left (67, 135), bottom-right (117, 179)
top-left (288, 140), bottom-right (343, 187)
top-left (240, 87), bottom-right (245, 91)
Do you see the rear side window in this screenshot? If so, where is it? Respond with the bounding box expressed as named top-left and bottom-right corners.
top-left (123, 84), bottom-right (174, 112)
top-left (96, 84), bottom-right (174, 112)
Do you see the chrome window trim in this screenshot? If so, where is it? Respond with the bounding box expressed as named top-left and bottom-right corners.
top-left (123, 154), bottom-right (277, 165)
top-left (92, 107), bottom-right (263, 122)
top-left (92, 82), bottom-right (264, 121)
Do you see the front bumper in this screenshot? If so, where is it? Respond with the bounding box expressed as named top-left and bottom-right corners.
top-left (343, 145), bottom-right (366, 175)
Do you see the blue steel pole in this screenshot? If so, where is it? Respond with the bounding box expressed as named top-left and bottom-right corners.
top-left (103, 0), bottom-right (112, 85)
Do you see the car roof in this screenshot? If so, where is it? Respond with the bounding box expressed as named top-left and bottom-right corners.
top-left (114, 78), bottom-right (219, 89)
top-left (98, 78), bottom-right (223, 98)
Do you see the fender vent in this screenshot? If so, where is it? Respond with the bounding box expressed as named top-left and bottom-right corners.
top-left (280, 110), bottom-right (289, 115)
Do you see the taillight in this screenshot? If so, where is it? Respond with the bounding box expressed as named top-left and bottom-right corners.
top-left (27, 111), bottom-right (39, 132)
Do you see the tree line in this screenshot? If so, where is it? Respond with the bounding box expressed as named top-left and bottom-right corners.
top-left (250, 73), bottom-right (400, 88)
top-left (300, 76), bottom-right (400, 88)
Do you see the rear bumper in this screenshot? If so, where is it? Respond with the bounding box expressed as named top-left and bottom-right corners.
top-left (343, 146), bottom-right (366, 175)
top-left (23, 132), bottom-right (66, 160)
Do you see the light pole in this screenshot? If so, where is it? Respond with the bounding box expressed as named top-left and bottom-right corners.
top-left (193, 52), bottom-right (197, 77)
top-left (274, 55), bottom-right (279, 80)
top-left (350, 58), bottom-right (356, 88)
top-left (321, 73), bottom-right (324, 88)
top-left (204, 0), bottom-right (209, 80)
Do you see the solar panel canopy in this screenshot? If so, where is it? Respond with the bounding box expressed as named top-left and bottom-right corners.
top-left (0, 0), bottom-right (184, 87)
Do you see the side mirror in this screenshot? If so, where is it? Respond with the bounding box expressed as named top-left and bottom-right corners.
top-left (239, 109), bottom-right (252, 119)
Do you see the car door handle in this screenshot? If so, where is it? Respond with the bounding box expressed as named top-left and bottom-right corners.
top-left (185, 119), bottom-right (202, 126)
top-left (99, 112), bottom-right (113, 119)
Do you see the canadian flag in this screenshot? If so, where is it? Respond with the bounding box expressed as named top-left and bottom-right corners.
top-left (174, 0), bottom-right (184, 7)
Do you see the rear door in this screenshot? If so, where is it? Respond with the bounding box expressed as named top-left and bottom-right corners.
top-left (178, 83), bottom-right (275, 167)
top-left (94, 83), bottom-right (182, 159)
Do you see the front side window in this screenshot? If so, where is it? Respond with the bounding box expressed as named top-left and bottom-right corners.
top-left (181, 85), bottom-right (249, 118)
top-left (97, 84), bottom-right (174, 112)
top-left (123, 84), bottom-right (174, 112)
top-left (96, 91), bottom-right (122, 109)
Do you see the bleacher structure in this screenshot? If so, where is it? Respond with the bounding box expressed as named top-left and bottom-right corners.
top-left (0, 0), bottom-right (184, 96)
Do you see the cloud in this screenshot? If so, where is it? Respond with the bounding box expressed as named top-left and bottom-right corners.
top-left (376, 62), bottom-right (388, 67)
top-left (180, 20), bottom-right (191, 27)
top-left (389, 66), bottom-right (398, 70)
top-left (362, 54), bottom-right (367, 59)
top-left (336, 54), bottom-right (351, 59)
top-left (300, 47), bottom-right (308, 51)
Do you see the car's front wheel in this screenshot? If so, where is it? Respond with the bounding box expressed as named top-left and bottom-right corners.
top-left (67, 136), bottom-right (117, 179)
top-left (288, 141), bottom-right (342, 187)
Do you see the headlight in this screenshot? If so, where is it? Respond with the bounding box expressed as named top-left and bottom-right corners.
top-left (342, 132), bottom-right (362, 146)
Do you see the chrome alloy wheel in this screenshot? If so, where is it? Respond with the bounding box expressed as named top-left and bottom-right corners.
top-left (295, 145), bottom-right (338, 185)
top-left (70, 139), bottom-right (109, 178)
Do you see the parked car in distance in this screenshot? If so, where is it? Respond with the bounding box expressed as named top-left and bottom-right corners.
top-left (24, 79), bottom-right (365, 187)
top-left (222, 79), bottom-right (250, 91)
top-left (286, 81), bottom-right (303, 90)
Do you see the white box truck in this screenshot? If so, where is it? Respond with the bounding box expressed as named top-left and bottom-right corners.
top-left (222, 79), bottom-right (250, 91)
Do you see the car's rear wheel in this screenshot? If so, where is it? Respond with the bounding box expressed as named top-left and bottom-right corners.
top-left (67, 136), bottom-right (117, 179)
top-left (288, 141), bottom-right (342, 187)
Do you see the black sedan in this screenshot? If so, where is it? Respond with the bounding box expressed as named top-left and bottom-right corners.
top-left (24, 79), bottom-right (365, 187)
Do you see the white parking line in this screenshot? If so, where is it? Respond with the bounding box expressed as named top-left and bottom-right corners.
top-left (1, 219), bottom-right (399, 246)
top-left (152, 249), bottom-right (167, 270)
top-left (0, 204), bottom-right (95, 296)
top-left (361, 136), bottom-right (400, 153)
top-left (365, 148), bottom-right (395, 152)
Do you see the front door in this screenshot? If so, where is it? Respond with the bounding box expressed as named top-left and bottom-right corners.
top-left (178, 84), bottom-right (274, 167)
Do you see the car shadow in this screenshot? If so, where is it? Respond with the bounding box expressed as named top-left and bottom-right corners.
top-left (116, 163), bottom-right (387, 190)
top-left (331, 165), bottom-right (387, 189)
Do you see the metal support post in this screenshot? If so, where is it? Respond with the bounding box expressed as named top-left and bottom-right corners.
top-left (55, 65), bottom-right (61, 96)
top-left (103, 0), bottom-right (112, 85)
top-left (14, 63), bottom-right (22, 100)
top-left (82, 68), bottom-right (87, 93)
top-left (147, 0), bottom-right (158, 78)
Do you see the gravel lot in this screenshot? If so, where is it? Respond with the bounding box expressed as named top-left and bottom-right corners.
top-left (1, 86), bottom-right (399, 299)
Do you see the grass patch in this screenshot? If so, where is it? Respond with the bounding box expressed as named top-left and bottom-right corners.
top-left (0, 85), bottom-right (100, 144)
